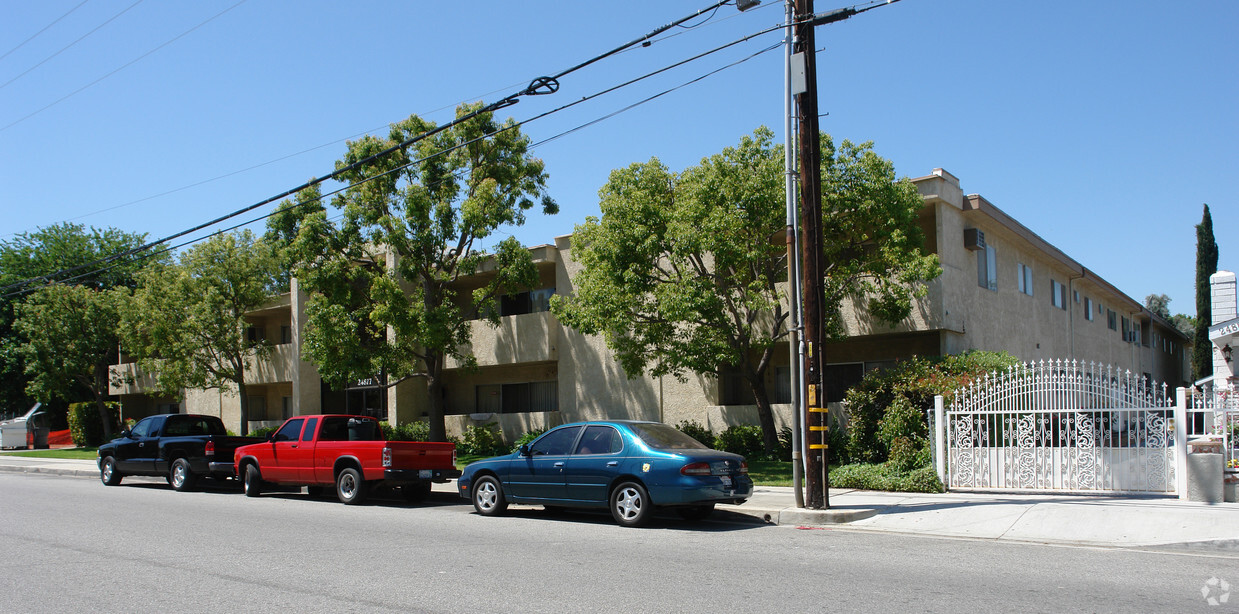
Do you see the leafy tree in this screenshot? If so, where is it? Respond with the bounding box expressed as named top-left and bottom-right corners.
top-left (1193, 204), bottom-right (1218, 381)
top-left (553, 128), bottom-right (940, 454)
top-left (14, 284), bottom-right (127, 440)
top-left (1144, 293), bottom-right (1172, 320)
top-left (0, 223), bottom-right (149, 416)
top-left (273, 104), bottom-right (555, 441)
top-left (119, 231), bottom-right (280, 435)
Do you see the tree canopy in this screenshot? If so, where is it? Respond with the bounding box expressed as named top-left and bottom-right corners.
top-left (553, 128), bottom-right (940, 453)
top-left (119, 230), bottom-right (280, 434)
top-left (271, 103), bottom-right (555, 441)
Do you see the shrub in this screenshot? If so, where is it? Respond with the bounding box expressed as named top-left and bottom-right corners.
top-left (248, 425), bottom-right (278, 440)
top-left (830, 462), bottom-right (943, 493)
top-left (381, 421), bottom-right (432, 442)
top-left (458, 422), bottom-right (506, 456)
top-left (675, 420), bottom-right (715, 449)
top-left (512, 428), bottom-right (546, 451)
top-left (845, 351), bottom-right (1020, 466)
top-left (715, 425), bottom-right (764, 458)
top-left (67, 402), bottom-right (120, 447)
top-left (776, 426), bottom-right (794, 462)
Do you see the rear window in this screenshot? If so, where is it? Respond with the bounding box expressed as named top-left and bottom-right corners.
top-left (318, 417), bottom-right (382, 442)
top-left (628, 423), bottom-right (709, 450)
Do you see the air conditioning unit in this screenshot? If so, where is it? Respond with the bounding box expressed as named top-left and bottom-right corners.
top-left (964, 228), bottom-right (986, 251)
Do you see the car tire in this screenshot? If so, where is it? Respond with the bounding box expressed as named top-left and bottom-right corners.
top-left (610, 481), bottom-right (652, 527)
top-left (336, 467), bottom-right (368, 505)
top-left (472, 475), bottom-right (507, 516)
top-left (100, 456), bottom-right (122, 486)
top-left (676, 504), bottom-right (715, 521)
top-left (243, 464), bottom-right (263, 497)
top-left (402, 482), bottom-right (432, 503)
top-left (169, 458), bottom-right (196, 492)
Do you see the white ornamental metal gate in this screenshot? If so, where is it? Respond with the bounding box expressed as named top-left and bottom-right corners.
top-left (937, 360), bottom-right (1178, 494)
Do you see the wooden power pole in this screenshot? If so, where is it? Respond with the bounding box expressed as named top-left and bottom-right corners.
top-left (793, 0), bottom-right (828, 509)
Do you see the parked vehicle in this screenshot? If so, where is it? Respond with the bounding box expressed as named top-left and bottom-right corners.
top-left (458, 420), bottom-right (753, 527)
top-left (97, 414), bottom-right (262, 490)
top-left (234, 414), bottom-right (460, 505)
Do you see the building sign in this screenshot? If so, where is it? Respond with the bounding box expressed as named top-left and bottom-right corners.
top-left (347, 373), bottom-right (386, 390)
top-left (1209, 318), bottom-right (1239, 342)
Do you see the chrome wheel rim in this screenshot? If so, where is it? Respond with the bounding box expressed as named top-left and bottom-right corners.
top-left (171, 464), bottom-right (185, 488)
top-left (339, 473), bottom-right (357, 499)
top-left (476, 481), bottom-right (497, 510)
top-left (615, 487), bottom-right (642, 520)
top-left (102, 460), bottom-right (113, 482)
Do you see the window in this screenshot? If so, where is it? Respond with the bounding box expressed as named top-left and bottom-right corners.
top-left (301, 418), bottom-right (318, 442)
top-left (280, 325), bottom-right (293, 344)
top-left (1017, 263), bottom-right (1034, 296)
top-left (246, 326), bottom-right (265, 343)
top-left (1107, 309), bottom-right (1117, 331)
top-left (499, 288), bottom-right (555, 316)
top-left (977, 245), bottom-right (997, 291)
top-left (282, 396), bottom-right (293, 420)
top-left (489, 381), bottom-right (558, 413)
top-left (574, 425), bottom-right (622, 455)
top-left (719, 365), bottom-right (755, 405)
top-left (129, 417), bottom-right (156, 438)
top-left (273, 418), bottom-right (304, 442)
top-left (1121, 317), bottom-right (1130, 342)
top-left (1051, 280), bottom-right (1067, 310)
top-left (248, 396), bottom-right (269, 421)
top-left (528, 426), bottom-right (582, 456)
top-left (774, 366), bottom-right (792, 404)
top-left (1085, 297), bottom-right (1095, 321)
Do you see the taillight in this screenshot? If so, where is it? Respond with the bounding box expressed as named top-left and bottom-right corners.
top-left (205, 441), bottom-right (215, 457)
top-left (739, 461), bottom-right (748, 474)
top-left (382, 447), bottom-right (392, 468)
top-left (681, 462), bottom-right (711, 476)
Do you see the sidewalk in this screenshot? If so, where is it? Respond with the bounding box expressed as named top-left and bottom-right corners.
top-left (3, 455), bottom-right (1235, 550)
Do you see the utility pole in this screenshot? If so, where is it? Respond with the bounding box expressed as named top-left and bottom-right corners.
top-left (793, 0), bottom-right (828, 509)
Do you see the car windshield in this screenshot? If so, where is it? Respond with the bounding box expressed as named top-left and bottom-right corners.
top-left (628, 423), bottom-right (708, 450)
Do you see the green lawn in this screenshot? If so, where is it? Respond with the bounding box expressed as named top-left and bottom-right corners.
top-left (1, 447), bottom-right (98, 460)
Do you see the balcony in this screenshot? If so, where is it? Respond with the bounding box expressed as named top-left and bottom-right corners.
top-left (451, 311), bottom-right (558, 368)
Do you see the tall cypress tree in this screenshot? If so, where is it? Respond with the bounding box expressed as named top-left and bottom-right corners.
top-left (1192, 204), bottom-right (1218, 382)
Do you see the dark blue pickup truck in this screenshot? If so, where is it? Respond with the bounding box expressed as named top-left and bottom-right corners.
top-left (97, 414), bottom-right (262, 491)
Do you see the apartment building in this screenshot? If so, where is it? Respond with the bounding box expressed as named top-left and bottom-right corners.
top-left (110, 169), bottom-right (1191, 438)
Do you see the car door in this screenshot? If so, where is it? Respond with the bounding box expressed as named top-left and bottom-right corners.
top-left (114, 416), bottom-right (162, 474)
top-left (263, 418), bottom-right (305, 483)
top-left (505, 425), bottom-right (582, 501)
top-left (562, 425), bottom-right (625, 504)
top-left (294, 417), bottom-right (319, 482)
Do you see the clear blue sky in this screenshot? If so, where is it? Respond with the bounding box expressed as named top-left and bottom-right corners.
top-left (2, 0), bottom-right (1234, 318)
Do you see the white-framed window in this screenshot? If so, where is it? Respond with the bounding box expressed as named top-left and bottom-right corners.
top-left (1051, 279), bottom-right (1067, 310)
top-left (977, 245), bottom-right (997, 291)
top-left (1085, 297), bottom-right (1095, 321)
top-left (1017, 263), bottom-right (1033, 296)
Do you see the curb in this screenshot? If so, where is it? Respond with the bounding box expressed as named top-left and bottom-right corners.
top-left (720, 504), bottom-right (878, 526)
top-left (0, 463), bottom-right (98, 479)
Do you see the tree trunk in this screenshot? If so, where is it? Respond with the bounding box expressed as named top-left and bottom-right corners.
top-left (746, 371), bottom-right (779, 456)
top-left (425, 354), bottom-right (447, 442)
top-left (93, 361), bottom-right (115, 441)
top-left (237, 380), bottom-right (250, 436)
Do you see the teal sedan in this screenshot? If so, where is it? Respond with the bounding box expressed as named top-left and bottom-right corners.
top-left (457, 421), bottom-right (752, 527)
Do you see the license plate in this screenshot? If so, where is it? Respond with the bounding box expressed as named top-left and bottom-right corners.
top-left (720, 475), bottom-right (732, 487)
top-left (418, 469), bottom-right (432, 479)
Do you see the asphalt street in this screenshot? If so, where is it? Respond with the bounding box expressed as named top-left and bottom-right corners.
top-left (0, 472), bottom-right (1235, 613)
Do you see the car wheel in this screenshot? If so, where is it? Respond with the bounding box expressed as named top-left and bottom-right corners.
top-left (100, 456), bottom-right (122, 486)
top-left (402, 482), bottom-right (432, 503)
top-left (610, 481), bottom-right (652, 527)
top-left (336, 467), bottom-right (368, 505)
top-left (676, 504), bottom-right (715, 521)
top-left (243, 464), bottom-right (263, 497)
top-left (169, 458), bottom-right (196, 492)
top-left (472, 475), bottom-right (507, 516)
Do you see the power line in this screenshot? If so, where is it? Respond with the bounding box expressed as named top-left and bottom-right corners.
top-left (0, 0), bottom-right (246, 133)
top-left (2, 0), bottom-right (781, 297)
top-left (0, 0), bottom-right (93, 63)
top-left (0, 0), bottom-right (145, 90)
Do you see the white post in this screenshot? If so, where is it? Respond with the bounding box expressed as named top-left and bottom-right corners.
top-left (934, 395), bottom-right (947, 490)
top-left (1175, 387), bottom-right (1188, 500)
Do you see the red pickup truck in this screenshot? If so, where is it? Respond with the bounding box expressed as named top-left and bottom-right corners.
top-left (233, 414), bottom-right (460, 505)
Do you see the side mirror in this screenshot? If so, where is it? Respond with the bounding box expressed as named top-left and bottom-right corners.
top-left (121, 429), bottom-right (133, 439)
top-left (519, 444), bottom-right (531, 457)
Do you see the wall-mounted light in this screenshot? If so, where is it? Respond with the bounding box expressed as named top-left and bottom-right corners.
top-left (1224, 344), bottom-right (1234, 363)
